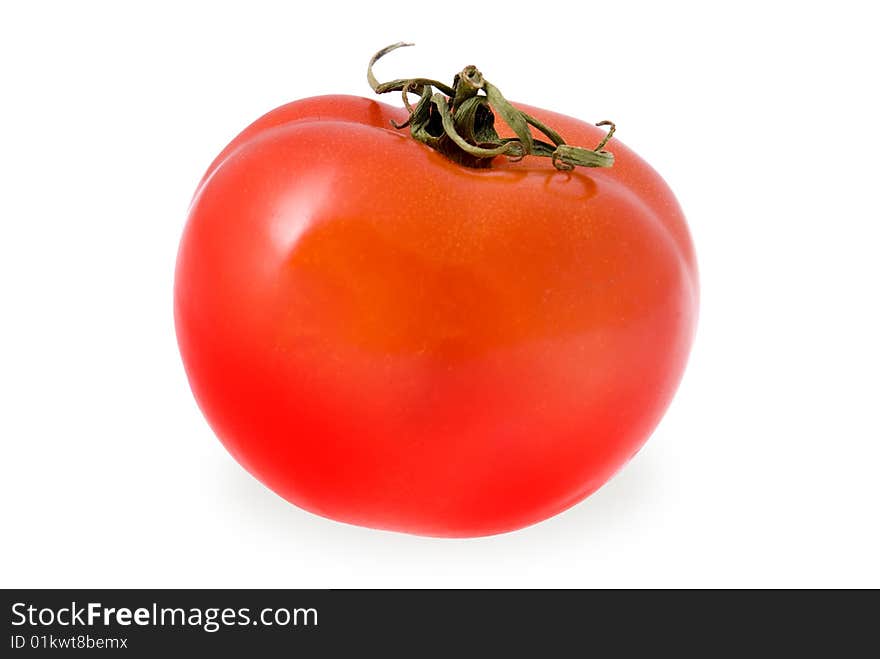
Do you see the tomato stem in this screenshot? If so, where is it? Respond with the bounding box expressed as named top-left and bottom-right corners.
top-left (367, 43), bottom-right (616, 170)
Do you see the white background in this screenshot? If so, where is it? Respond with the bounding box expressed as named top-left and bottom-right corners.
top-left (2, 1), bottom-right (878, 588)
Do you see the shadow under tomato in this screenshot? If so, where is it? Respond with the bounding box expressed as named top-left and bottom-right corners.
top-left (216, 443), bottom-right (658, 544)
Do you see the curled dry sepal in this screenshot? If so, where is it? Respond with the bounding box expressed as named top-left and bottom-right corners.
top-left (368, 42), bottom-right (616, 170)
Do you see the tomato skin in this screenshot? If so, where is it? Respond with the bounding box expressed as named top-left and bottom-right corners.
top-left (175, 94), bottom-right (698, 536)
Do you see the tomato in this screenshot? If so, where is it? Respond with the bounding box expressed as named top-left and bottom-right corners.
top-left (174, 88), bottom-right (698, 537)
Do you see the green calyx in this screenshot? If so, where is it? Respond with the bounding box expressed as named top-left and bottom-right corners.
top-left (367, 42), bottom-right (616, 170)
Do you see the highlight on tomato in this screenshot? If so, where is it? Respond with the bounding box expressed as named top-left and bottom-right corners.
top-left (174, 43), bottom-right (698, 537)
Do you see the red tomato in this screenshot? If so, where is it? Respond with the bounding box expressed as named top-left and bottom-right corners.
top-left (175, 93), bottom-right (698, 537)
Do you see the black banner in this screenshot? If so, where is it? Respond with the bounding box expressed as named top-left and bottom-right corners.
top-left (2, 589), bottom-right (875, 655)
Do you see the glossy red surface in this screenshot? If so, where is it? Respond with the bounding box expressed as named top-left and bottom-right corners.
top-left (175, 95), bottom-right (698, 536)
